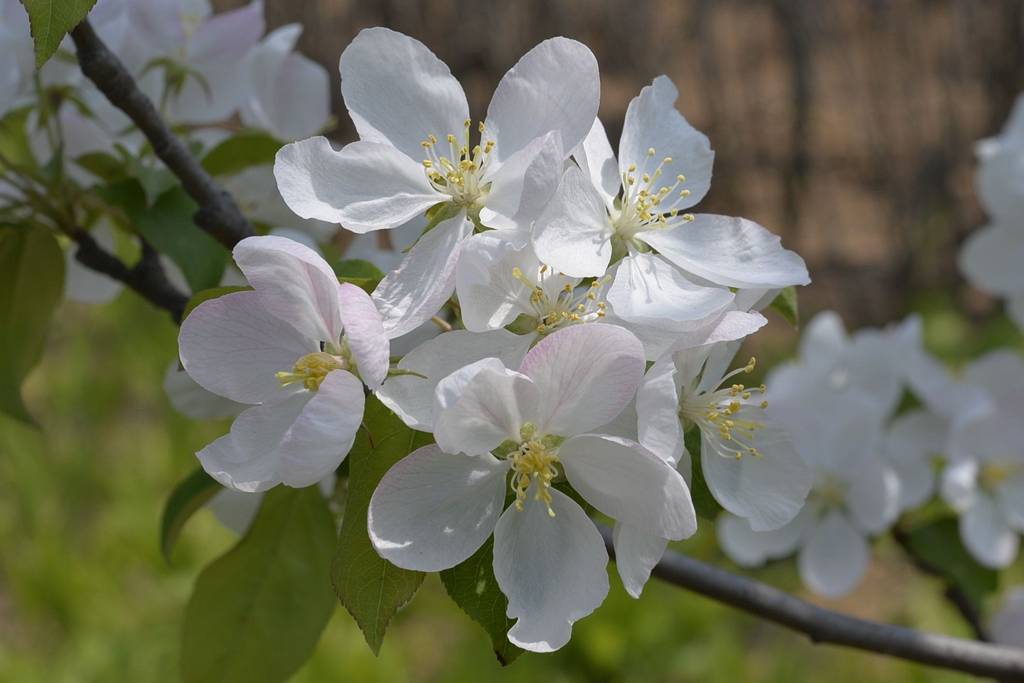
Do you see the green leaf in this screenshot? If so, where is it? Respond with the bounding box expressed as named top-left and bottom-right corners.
top-left (685, 427), bottom-right (722, 521)
top-left (0, 224), bottom-right (64, 425)
top-left (0, 106), bottom-right (36, 171)
top-left (201, 132), bottom-right (283, 177)
top-left (332, 259), bottom-right (384, 294)
top-left (160, 468), bottom-right (220, 563)
top-left (19, 0), bottom-right (98, 68)
top-left (181, 486), bottom-right (336, 683)
top-left (133, 187), bottom-right (227, 292)
top-left (440, 537), bottom-right (523, 665)
top-left (74, 151), bottom-right (126, 182)
top-left (769, 286), bottom-right (799, 328)
top-left (901, 517), bottom-right (998, 605)
top-left (332, 396), bottom-right (430, 654)
top-left (183, 286), bottom-right (253, 321)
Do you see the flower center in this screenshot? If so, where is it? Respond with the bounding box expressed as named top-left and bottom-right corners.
top-left (275, 351), bottom-right (348, 391)
top-left (980, 462), bottom-right (1023, 491)
top-left (510, 265), bottom-right (607, 336)
top-left (421, 119), bottom-right (494, 210)
top-left (680, 357), bottom-right (769, 460)
top-left (496, 423), bottom-right (563, 517)
top-left (610, 146), bottom-right (695, 244)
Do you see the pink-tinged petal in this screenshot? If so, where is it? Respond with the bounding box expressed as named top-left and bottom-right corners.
top-left (233, 235), bottom-right (343, 343)
top-left (798, 511), bottom-right (869, 598)
top-left (274, 137), bottom-right (439, 230)
top-left (640, 214), bottom-right (810, 289)
top-left (178, 290), bottom-right (313, 404)
top-left (612, 522), bottom-right (668, 598)
top-left (519, 323), bottom-right (646, 437)
top-left (276, 370), bottom-right (365, 487)
top-left (574, 117), bottom-right (620, 208)
top-left (340, 27), bottom-right (469, 162)
top-left (479, 131), bottom-right (563, 232)
top-left (377, 330), bottom-right (532, 430)
top-left (493, 486), bottom-right (609, 653)
top-left (433, 363), bottom-right (539, 456)
top-left (188, 0), bottom-right (265, 64)
top-left (532, 165), bottom-right (614, 278)
top-left (619, 75), bottom-right (713, 211)
top-left (484, 37), bottom-right (599, 164)
top-left (337, 282), bottom-right (389, 390)
top-left (373, 214), bottom-right (473, 338)
top-left (560, 434), bottom-right (696, 540)
top-left (368, 446), bottom-right (509, 571)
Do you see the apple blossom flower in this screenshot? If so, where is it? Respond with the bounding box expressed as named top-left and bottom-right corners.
top-left (718, 388), bottom-right (900, 598)
top-left (532, 79), bottom-right (809, 293)
top-left (942, 351), bottom-right (1024, 568)
top-left (274, 28), bottom-right (600, 337)
top-left (991, 588), bottom-right (1024, 649)
top-left (368, 324), bottom-right (695, 652)
top-left (178, 235), bottom-right (389, 491)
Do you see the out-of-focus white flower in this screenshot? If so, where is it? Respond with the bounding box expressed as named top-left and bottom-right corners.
top-left (275, 28), bottom-right (600, 338)
top-left (178, 235), bottom-right (388, 491)
top-left (991, 588), bottom-right (1024, 649)
top-left (532, 81), bottom-right (808, 293)
top-left (221, 165), bottom-right (338, 243)
top-left (959, 94), bottom-right (1024, 328)
top-left (368, 324), bottom-right (694, 652)
top-left (208, 474), bottom-right (335, 535)
top-left (942, 351), bottom-right (1024, 568)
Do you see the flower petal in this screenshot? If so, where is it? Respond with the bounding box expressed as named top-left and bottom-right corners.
top-left (493, 486), bottom-right (609, 653)
top-left (519, 323), bottom-right (646, 437)
top-left (456, 233), bottom-right (551, 332)
top-left (207, 487), bottom-right (262, 535)
top-left (846, 456), bottom-right (901, 534)
top-left (274, 137), bottom-right (438, 230)
top-left (574, 117), bottom-right (620, 207)
top-left (717, 507), bottom-right (812, 567)
top-left (998, 473), bottom-right (1024, 531)
top-left (607, 252), bottom-right (734, 327)
top-left (640, 214), bottom-right (810, 289)
top-left (532, 165), bottom-right (614, 278)
top-left (337, 282), bottom-right (389, 390)
top-left (612, 522), bottom-right (668, 598)
top-left (189, 0), bottom-right (265, 64)
top-left (368, 446), bottom-right (509, 571)
top-left (163, 362), bottom-right (246, 420)
top-left (234, 234), bottom-right (345, 339)
top-left (960, 495), bottom-right (1019, 569)
top-left (619, 75), bottom-right (713, 211)
top-left (479, 131), bottom-right (563, 232)
top-left (883, 410), bottom-right (945, 510)
top-left (958, 223), bottom-right (1024, 295)
top-left (484, 37), bottom-right (599, 164)
top-left (377, 329), bottom-right (532, 430)
top-left (373, 214), bottom-right (473, 338)
top-left (798, 511), bottom-right (869, 598)
top-left (433, 362), bottom-right (539, 456)
top-left (560, 434), bottom-right (696, 540)
top-left (340, 27), bottom-right (469, 162)
top-left (637, 360), bottom-right (684, 466)
top-left (178, 290), bottom-right (313, 404)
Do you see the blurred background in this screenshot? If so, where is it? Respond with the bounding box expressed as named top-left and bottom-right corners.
top-left (2, 1), bottom-right (1024, 681)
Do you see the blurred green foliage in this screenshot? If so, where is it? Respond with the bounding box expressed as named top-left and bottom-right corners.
top-left (0, 292), bottom-right (1019, 682)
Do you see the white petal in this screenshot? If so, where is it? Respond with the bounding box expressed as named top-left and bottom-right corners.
top-left (640, 214), bottom-right (810, 289)
top-left (612, 522), bottom-right (668, 598)
top-left (480, 131), bottom-right (563, 232)
top-left (964, 350), bottom-right (1024, 404)
top-left (340, 27), bottom-right (469, 162)
top-left (846, 457), bottom-right (901, 535)
top-left (960, 495), bottom-right (1019, 569)
top-left (701, 423), bottom-right (813, 531)
top-left (666, 310), bottom-right (768, 355)
top-left (246, 42), bottom-right (330, 141)
top-left (636, 360), bottom-right (684, 466)
top-left (958, 223), bottom-right (1024, 295)
top-left (799, 311), bottom-right (848, 364)
top-left (433, 363), bottom-right (538, 456)
top-left (560, 434), bottom-right (696, 540)
top-left (883, 411), bottom-right (945, 510)
top-left (163, 362), bottom-right (246, 420)
top-left (188, 0), bottom-right (264, 64)
top-left (484, 37), bottom-right (599, 164)
top-left (456, 233), bottom-right (549, 332)
top-left (337, 283), bottom-right (389, 390)
top-left (574, 117), bottom-right (620, 207)
top-left (377, 329), bottom-right (532, 430)
top-left (941, 459), bottom-right (980, 512)
top-left (619, 75), bottom-right (713, 210)
top-left (532, 165), bottom-right (614, 278)
top-left (373, 215), bottom-right (473, 338)
top-left (1008, 295), bottom-right (1024, 328)
top-left (275, 370), bottom-right (365, 488)
top-left (519, 323), bottom-right (646, 437)
top-left (274, 137), bottom-right (438, 230)
top-left (178, 290), bottom-right (313, 404)
top-left (233, 235), bottom-right (343, 343)
top-left (207, 487), bottom-right (262, 535)
top-left (368, 446), bottom-right (509, 571)
top-left (607, 253), bottom-right (734, 327)
top-left (493, 486), bottom-right (609, 653)
top-left (798, 512), bottom-right (869, 598)
top-left (998, 473), bottom-right (1024, 531)
top-left (991, 588), bottom-right (1024, 649)
top-left (717, 507), bottom-right (811, 567)
top-left (977, 142), bottom-right (1024, 221)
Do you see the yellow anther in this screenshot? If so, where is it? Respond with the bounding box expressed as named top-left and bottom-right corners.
top-left (647, 147), bottom-right (656, 156)
top-left (275, 352), bottom-right (346, 391)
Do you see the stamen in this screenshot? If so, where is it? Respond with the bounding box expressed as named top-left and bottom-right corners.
top-left (276, 351), bottom-right (347, 391)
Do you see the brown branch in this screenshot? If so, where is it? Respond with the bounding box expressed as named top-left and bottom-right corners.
top-left (68, 19), bottom-right (254, 249)
top-left (600, 527), bottom-right (1024, 681)
top-left (71, 231), bottom-right (188, 322)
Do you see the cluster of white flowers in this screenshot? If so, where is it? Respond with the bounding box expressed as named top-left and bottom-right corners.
top-left (177, 27), bottom-right (816, 651)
